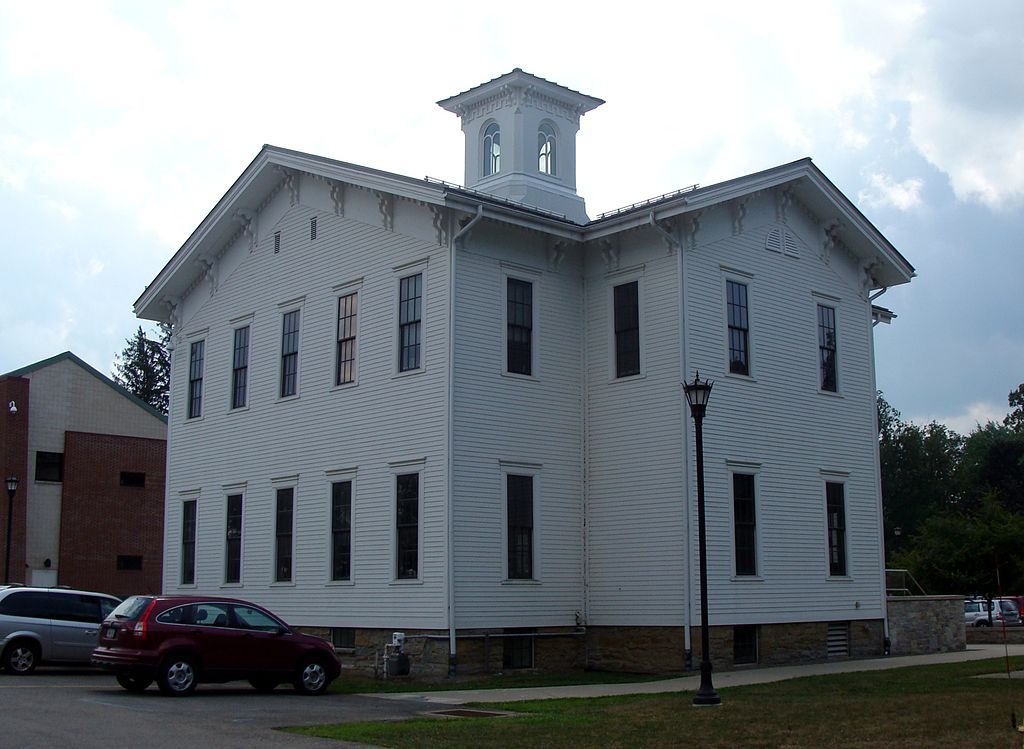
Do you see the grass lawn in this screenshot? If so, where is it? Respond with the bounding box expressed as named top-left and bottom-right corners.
top-left (291, 657), bottom-right (1024, 748)
top-left (329, 669), bottom-right (667, 695)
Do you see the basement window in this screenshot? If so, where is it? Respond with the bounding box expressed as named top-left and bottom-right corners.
top-left (733, 625), bottom-right (758, 665)
top-left (502, 628), bottom-right (535, 669)
top-left (331, 628), bottom-right (355, 649)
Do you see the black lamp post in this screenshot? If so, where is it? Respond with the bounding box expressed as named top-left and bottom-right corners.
top-left (4, 475), bottom-right (18, 585)
top-left (683, 372), bottom-right (721, 707)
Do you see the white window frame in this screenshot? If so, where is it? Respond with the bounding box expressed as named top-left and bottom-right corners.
top-left (500, 461), bottom-right (542, 584)
top-left (270, 476), bottom-right (298, 586)
top-left (812, 292), bottom-right (842, 396)
top-left (726, 461), bottom-right (762, 580)
top-left (606, 266), bottom-right (645, 382)
top-left (821, 470), bottom-right (851, 579)
top-left (222, 483), bottom-right (246, 587)
top-left (393, 260), bottom-right (428, 377)
top-left (721, 267), bottom-right (756, 380)
top-left (325, 468), bottom-right (357, 585)
top-left (178, 490), bottom-right (200, 588)
top-left (390, 459), bottom-right (425, 584)
top-left (501, 263), bottom-right (541, 380)
top-left (277, 297), bottom-right (305, 400)
top-left (228, 315), bottom-right (254, 412)
top-left (333, 279), bottom-right (363, 389)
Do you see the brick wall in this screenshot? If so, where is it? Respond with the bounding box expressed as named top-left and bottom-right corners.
top-left (0, 376), bottom-right (29, 584)
top-left (60, 431), bottom-right (165, 597)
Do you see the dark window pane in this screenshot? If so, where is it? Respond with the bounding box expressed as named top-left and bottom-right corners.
top-left (35, 451), bottom-right (64, 482)
top-left (503, 628), bottom-right (534, 669)
top-left (734, 624), bottom-right (758, 665)
top-left (331, 481), bottom-right (352, 581)
top-left (225, 494), bottom-right (243, 584)
top-left (733, 474), bottom-right (757, 576)
top-left (614, 281), bottom-right (640, 377)
top-left (396, 473), bottom-right (419, 579)
top-left (275, 488), bottom-right (293, 582)
top-left (507, 474), bottom-right (534, 579)
top-left (280, 311), bottom-right (300, 397)
top-left (181, 500), bottom-right (197, 585)
top-left (336, 293), bottom-right (357, 385)
top-left (818, 304), bottom-right (838, 392)
top-left (188, 340), bottom-right (204, 418)
top-left (727, 281), bottom-right (749, 375)
top-left (826, 482), bottom-right (847, 576)
top-left (399, 274), bottom-right (422, 372)
top-left (232, 325), bottom-right (249, 408)
top-left (117, 555), bottom-right (143, 571)
top-left (120, 471), bottom-right (145, 487)
top-left (507, 278), bottom-right (533, 375)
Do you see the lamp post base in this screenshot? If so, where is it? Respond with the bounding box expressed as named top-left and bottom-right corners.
top-left (692, 661), bottom-right (721, 707)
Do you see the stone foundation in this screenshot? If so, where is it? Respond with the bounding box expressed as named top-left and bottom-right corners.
top-left (886, 595), bottom-right (965, 655)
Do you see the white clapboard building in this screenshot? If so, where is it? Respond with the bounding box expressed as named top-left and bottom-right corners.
top-left (136, 70), bottom-right (915, 675)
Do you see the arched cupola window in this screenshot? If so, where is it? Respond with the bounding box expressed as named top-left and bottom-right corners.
top-left (538, 123), bottom-right (556, 175)
top-left (484, 122), bottom-right (501, 177)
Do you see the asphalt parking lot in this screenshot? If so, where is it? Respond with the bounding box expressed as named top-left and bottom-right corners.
top-left (1, 668), bottom-right (421, 749)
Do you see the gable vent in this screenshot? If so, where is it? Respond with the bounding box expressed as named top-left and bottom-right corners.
top-left (826, 622), bottom-right (850, 658)
top-left (274, 231), bottom-right (281, 254)
top-left (310, 216), bottom-right (317, 241)
top-left (766, 227), bottom-right (800, 258)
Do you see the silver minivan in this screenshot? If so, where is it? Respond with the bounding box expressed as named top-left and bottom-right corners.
top-left (0, 586), bottom-right (120, 673)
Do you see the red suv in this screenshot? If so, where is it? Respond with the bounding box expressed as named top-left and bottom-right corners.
top-left (91, 595), bottom-right (341, 696)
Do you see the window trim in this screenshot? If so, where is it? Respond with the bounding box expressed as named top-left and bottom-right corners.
top-left (391, 461), bottom-right (425, 583)
top-left (179, 494), bottom-right (199, 587)
top-left (723, 273), bottom-right (754, 378)
top-left (326, 470), bottom-right (356, 583)
top-left (500, 462), bottom-right (541, 584)
top-left (334, 284), bottom-right (360, 388)
top-left (729, 469), bottom-right (760, 578)
top-left (224, 491), bottom-right (244, 585)
top-left (823, 476), bottom-right (849, 578)
top-left (187, 338), bottom-right (205, 419)
top-left (272, 484), bottom-right (296, 584)
top-left (816, 300), bottom-right (839, 394)
top-left (278, 307), bottom-right (302, 399)
top-left (608, 270), bottom-right (645, 381)
top-left (393, 261), bottom-right (428, 377)
top-left (503, 271), bottom-right (539, 379)
top-left (537, 121), bottom-right (557, 176)
top-left (230, 324), bottom-right (251, 410)
top-left (482, 120), bottom-right (501, 178)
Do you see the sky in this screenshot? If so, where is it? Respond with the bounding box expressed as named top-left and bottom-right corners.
top-left (0, 0), bottom-right (1021, 433)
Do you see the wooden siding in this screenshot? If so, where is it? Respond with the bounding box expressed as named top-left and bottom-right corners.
top-left (163, 178), bottom-right (450, 629)
top-left (451, 223), bottom-right (585, 628)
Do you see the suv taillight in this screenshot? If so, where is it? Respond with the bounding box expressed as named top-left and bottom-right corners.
top-left (131, 599), bottom-right (159, 640)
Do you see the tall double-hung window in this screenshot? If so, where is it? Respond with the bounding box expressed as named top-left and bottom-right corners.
top-left (506, 474), bottom-right (534, 580)
top-left (395, 473), bottom-right (419, 579)
top-left (331, 480), bottom-right (352, 581)
top-left (275, 488), bottom-right (293, 582)
top-left (726, 280), bottom-right (750, 375)
top-left (225, 494), bottom-right (243, 583)
top-left (818, 303), bottom-right (838, 392)
top-left (613, 281), bottom-right (640, 378)
top-left (336, 293), bottom-right (358, 385)
top-left (733, 474), bottom-right (757, 576)
top-left (826, 482), bottom-right (847, 576)
top-left (506, 278), bottom-right (533, 376)
top-left (280, 310), bottom-right (300, 397)
top-left (181, 499), bottom-right (197, 585)
top-left (231, 326), bottom-right (250, 409)
top-left (187, 340), bottom-right (204, 418)
top-left (398, 274), bottom-right (422, 372)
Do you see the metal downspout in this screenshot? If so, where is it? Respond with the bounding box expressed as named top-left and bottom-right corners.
top-left (446, 204), bottom-right (483, 675)
top-left (867, 285), bottom-right (891, 652)
top-left (650, 211), bottom-right (694, 667)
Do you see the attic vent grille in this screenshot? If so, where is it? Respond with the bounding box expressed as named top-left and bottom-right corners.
top-left (766, 227), bottom-right (800, 258)
top-left (274, 231), bottom-right (281, 254)
top-left (310, 217), bottom-right (317, 240)
top-left (826, 622), bottom-right (850, 658)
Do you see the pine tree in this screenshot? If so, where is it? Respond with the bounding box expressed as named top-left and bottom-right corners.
top-left (113, 324), bottom-right (170, 415)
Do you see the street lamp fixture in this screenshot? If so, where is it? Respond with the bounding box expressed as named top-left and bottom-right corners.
top-left (4, 475), bottom-right (18, 585)
top-left (683, 372), bottom-right (721, 707)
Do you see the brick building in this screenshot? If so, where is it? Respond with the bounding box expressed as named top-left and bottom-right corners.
top-left (0, 352), bottom-right (166, 596)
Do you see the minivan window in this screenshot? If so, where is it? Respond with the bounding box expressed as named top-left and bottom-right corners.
top-left (0, 591), bottom-right (51, 619)
top-left (110, 596), bottom-right (153, 620)
top-left (49, 593), bottom-right (103, 623)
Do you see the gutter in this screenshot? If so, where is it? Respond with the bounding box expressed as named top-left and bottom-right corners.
top-left (445, 204), bottom-right (484, 675)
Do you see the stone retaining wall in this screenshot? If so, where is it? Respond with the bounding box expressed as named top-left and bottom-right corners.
top-left (885, 595), bottom-right (964, 655)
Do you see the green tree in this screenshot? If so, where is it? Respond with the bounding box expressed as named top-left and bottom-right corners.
top-left (1005, 383), bottom-right (1024, 432)
top-left (959, 421), bottom-right (1024, 514)
top-left (113, 324), bottom-right (170, 415)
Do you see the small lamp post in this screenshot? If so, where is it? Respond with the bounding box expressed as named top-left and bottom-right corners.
top-left (683, 373), bottom-right (721, 707)
top-left (4, 475), bottom-right (18, 585)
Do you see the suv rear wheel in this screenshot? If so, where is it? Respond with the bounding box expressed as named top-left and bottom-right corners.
top-left (3, 640), bottom-right (40, 675)
top-left (157, 654), bottom-right (197, 696)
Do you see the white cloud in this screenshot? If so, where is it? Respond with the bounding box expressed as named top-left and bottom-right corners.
top-left (858, 172), bottom-right (924, 211)
top-left (914, 402), bottom-right (1008, 435)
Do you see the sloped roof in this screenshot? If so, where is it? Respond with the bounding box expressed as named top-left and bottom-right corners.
top-left (3, 351), bottom-right (167, 423)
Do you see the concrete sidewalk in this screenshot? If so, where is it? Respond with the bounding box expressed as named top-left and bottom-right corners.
top-left (375, 644), bottom-right (1024, 706)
